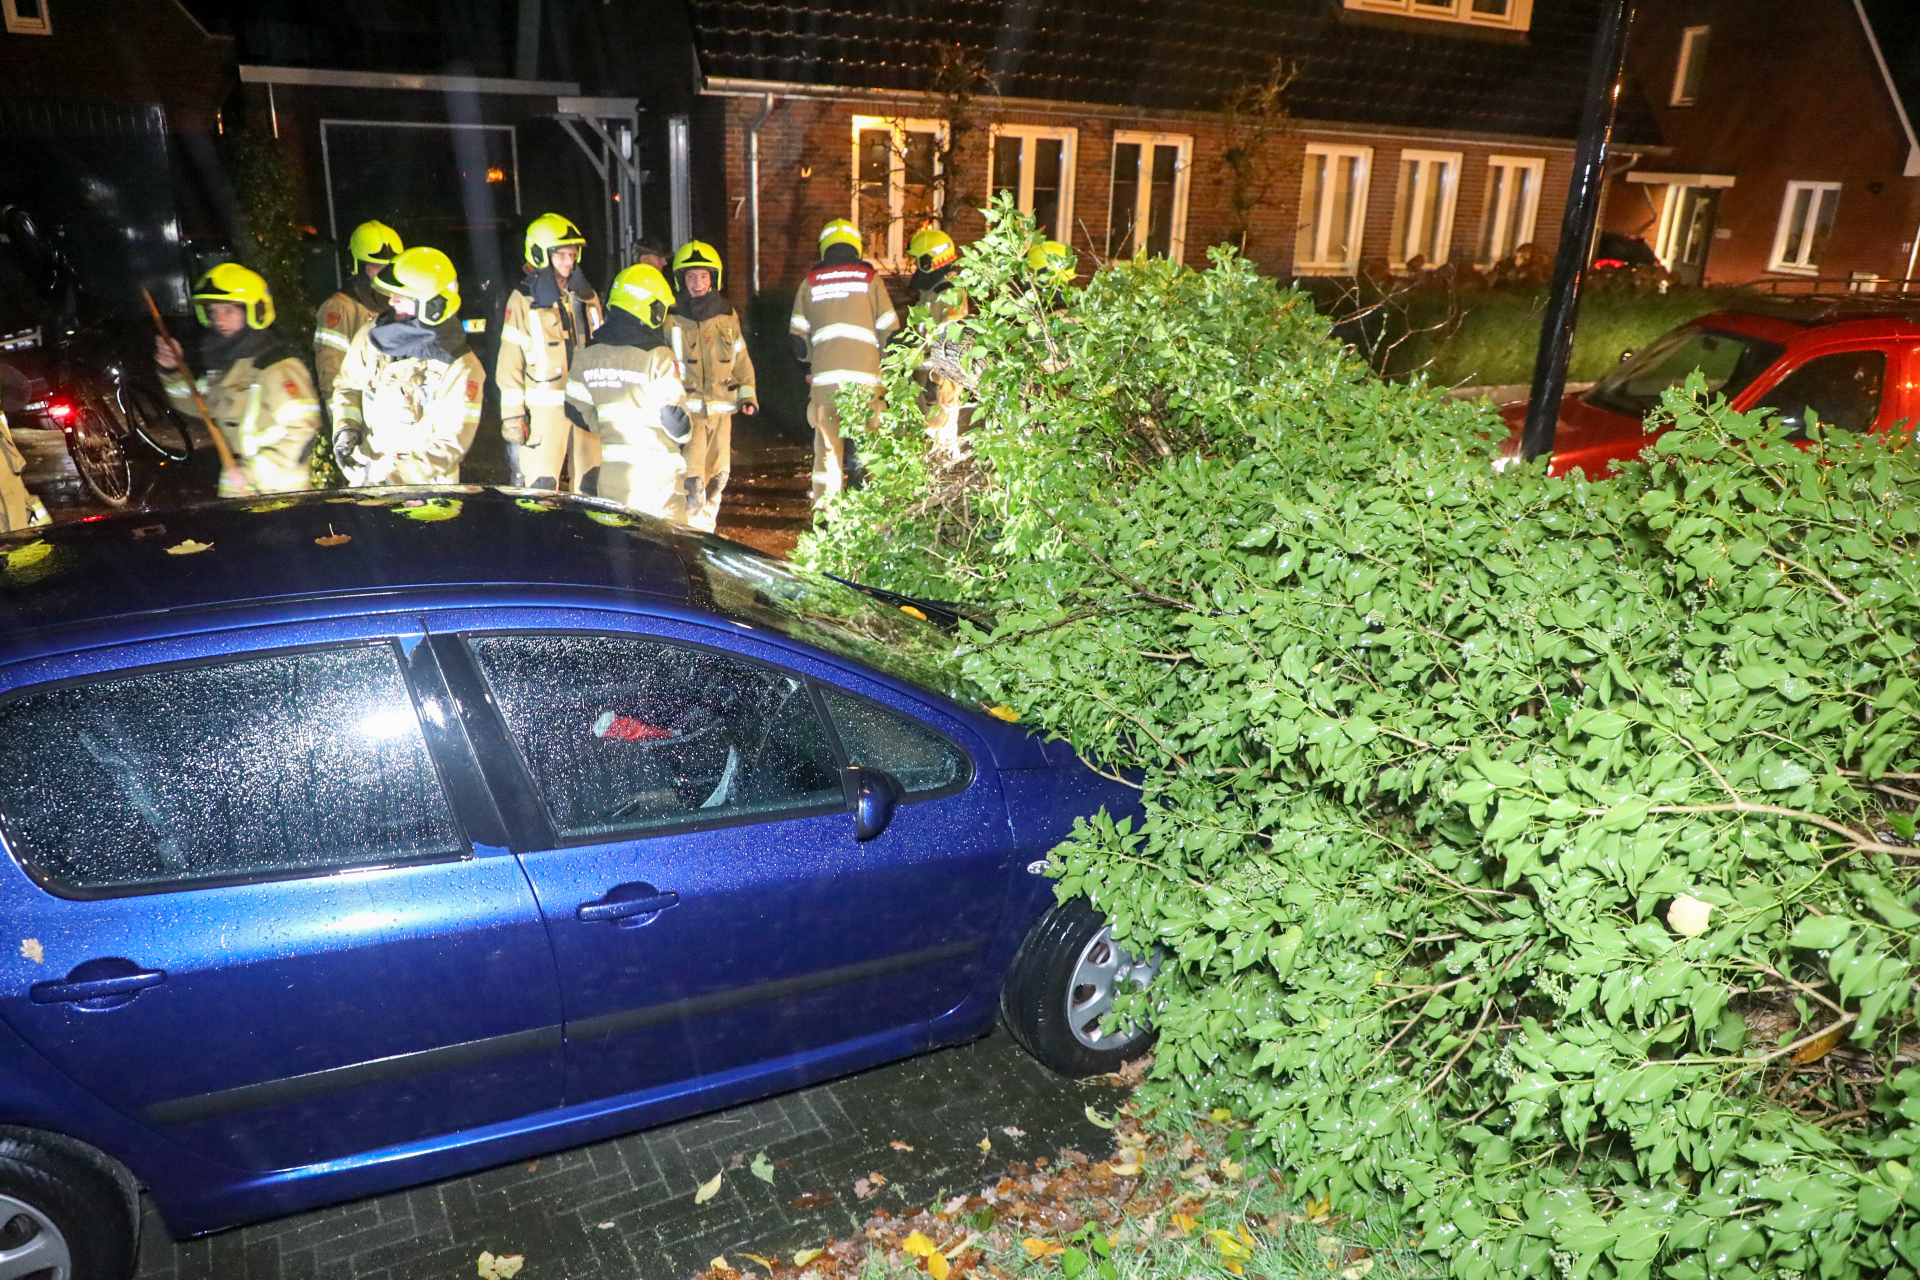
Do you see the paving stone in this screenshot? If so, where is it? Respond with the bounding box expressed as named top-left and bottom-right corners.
top-left (135, 1028), bottom-right (1122, 1279)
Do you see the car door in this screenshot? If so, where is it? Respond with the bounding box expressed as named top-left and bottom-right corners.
top-left (430, 618), bottom-right (1014, 1106)
top-left (0, 622), bottom-right (564, 1171)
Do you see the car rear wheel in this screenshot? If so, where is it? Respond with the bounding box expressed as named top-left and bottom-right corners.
top-left (1001, 895), bottom-right (1157, 1077)
top-left (0, 1129), bottom-right (138, 1279)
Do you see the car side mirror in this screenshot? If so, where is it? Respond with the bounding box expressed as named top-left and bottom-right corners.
top-left (845, 766), bottom-right (905, 842)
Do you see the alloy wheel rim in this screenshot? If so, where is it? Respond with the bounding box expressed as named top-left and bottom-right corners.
top-left (1065, 924), bottom-right (1157, 1050)
top-left (0, 1193), bottom-right (71, 1280)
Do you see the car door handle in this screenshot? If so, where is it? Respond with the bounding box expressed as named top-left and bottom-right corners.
top-left (576, 888), bottom-right (680, 924)
top-left (30, 968), bottom-right (166, 1005)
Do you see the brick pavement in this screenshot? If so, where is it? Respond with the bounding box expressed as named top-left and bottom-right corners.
top-left (134, 1028), bottom-right (1123, 1280)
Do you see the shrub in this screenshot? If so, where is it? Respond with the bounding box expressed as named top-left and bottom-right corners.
top-left (801, 200), bottom-right (1920, 1280)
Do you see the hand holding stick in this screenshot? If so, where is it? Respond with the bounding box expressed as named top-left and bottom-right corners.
top-left (141, 289), bottom-right (252, 495)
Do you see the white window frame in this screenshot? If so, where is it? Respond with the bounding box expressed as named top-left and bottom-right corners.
top-left (2, 0), bottom-right (52, 35)
top-left (1342, 0), bottom-right (1532, 32)
top-left (1479, 154), bottom-right (1544, 264)
top-left (1671, 25), bottom-right (1710, 106)
top-left (850, 115), bottom-right (949, 267)
top-left (1295, 142), bottom-right (1374, 276)
top-left (1108, 131), bottom-right (1192, 261)
top-left (1390, 148), bottom-right (1462, 269)
top-left (1769, 180), bottom-right (1842, 275)
top-left (988, 124), bottom-right (1078, 241)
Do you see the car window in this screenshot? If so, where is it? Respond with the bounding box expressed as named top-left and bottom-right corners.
top-left (1752, 349), bottom-right (1887, 438)
top-left (468, 634), bottom-right (846, 842)
top-left (1584, 325), bottom-right (1786, 417)
top-left (690, 539), bottom-right (987, 707)
top-left (820, 686), bottom-right (970, 796)
top-left (0, 644), bottom-right (462, 896)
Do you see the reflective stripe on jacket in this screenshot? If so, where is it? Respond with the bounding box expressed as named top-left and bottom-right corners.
top-left (162, 354), bottom-right (321, 493)
top-left (497, 282), bottom-right (604, 421)
top-left (313, 290), bottom-right (379, 402)
top-left (668, 309), bottom-right (757, 415)
top-left (788, 263), bottom-right (897, 386)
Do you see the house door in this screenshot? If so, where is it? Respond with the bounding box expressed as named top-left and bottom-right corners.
top-left (1660, 186), bottom-right (1720, 286)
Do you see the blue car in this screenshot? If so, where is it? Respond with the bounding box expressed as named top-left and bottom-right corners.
top-left (0, 489), bottom-right (1150, 1277)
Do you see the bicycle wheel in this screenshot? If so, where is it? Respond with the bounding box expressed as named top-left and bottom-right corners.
top-left (66, 391), bottom-right (132, 507)
top-left (121, 378), bottom-right (192, 463)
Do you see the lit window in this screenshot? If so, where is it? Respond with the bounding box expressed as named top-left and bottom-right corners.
top-left (2, 0), bottom-right (52, 35)
top-left (1479, 155), bottom-right (1543, 263)
top-left (1295, 143), bottom-right (1373, 275)
top-left (1672, 26), bottom-right (1710, 106)
top-left (1109, 132), bottom-right (1191, 260)
top-left (852, 115), bottom-right (947, 266)
top-left (990, 125), bottom-right (1077, 244)
top-left (1342, 0), bottom-right (1531, 32)
top-left (1770, 181), bottom-right (1841, 275)
top-left (1391, 149), bottom-right (1461, 269)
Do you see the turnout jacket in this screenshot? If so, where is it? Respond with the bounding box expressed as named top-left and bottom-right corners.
top-left (161, 331), bottom-right (321, 495)
top-left (330, 319), bottom-right (484, 486)
top-left (497, 269), bottom-right (603, 427)
top-left (312, 276), bottom-right (383, 402)
top-left (788, 257), bottom-right (897, 389)
top-left (667, 295), bottom-right (757, 415)
top-left (565, 313), bottom-right (691, 521)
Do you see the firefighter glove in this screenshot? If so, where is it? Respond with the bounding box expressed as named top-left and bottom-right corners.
top-left (501, 416), bottom-right (529, 445)
top-left (332, 426), bottom-right (364, 469)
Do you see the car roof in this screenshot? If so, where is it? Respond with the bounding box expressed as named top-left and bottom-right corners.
top-left (1711, 294), bottom-right (1920, 335)
top-left (0, 487), bottom-right (690, 643)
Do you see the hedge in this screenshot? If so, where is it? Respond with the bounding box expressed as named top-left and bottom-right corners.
top-left (799, 200), bottom-right (1920, 1280)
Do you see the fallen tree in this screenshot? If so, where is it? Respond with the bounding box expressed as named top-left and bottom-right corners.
top-left (800, 200), bottom-right (1920, 1280)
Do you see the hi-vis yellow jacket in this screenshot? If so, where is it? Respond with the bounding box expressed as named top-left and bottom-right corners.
top-left (564, 341), bottom-right (691, 522)
top-left (312, 284), bottom-right (381, 402)
top-left (161, 352), bottom-right (321, 495)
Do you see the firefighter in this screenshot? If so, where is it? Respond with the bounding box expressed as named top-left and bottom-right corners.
top-left (908, 226), bottom-right (967, 456)
top-left (565, 264), bottom-right (690, 523)
top-left (329, 247), bottom-right (484, 487)
top-left (498, 213), bottom-right (604, 492)
top-left (154, 263), bottom-right (321, 496)
top-left (0, 411), bottom-right (50, 532)
top-left (788, 218), bottom-right (896, 504)
top-left (668, 239), bottom-right (757, 533)
top-left (314, 220), bottom-right (402, 403)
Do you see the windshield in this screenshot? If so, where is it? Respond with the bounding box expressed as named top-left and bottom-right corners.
top-left (1584, 323), bottom-right (1786, 417)
top-left (690, 538), bottom-right (988, 709)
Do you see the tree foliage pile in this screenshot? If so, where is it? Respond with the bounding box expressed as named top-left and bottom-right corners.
top-left (799, 202), bottom-right (1920, 1280)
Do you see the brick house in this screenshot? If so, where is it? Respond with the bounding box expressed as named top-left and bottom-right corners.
top-left (1601, 0), bottom-right (1920, 288)
top-left (682, 0), bottom-right (1660, 309)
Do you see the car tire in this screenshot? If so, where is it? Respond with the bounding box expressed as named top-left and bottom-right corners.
top-left (1001, 895), bottom-right (1157, 1078)
top-left (0, 1128), bottom-right (139, 1280)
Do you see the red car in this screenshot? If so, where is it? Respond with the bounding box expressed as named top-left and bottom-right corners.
top-left (1497, 300), bottom-right (1919, 478)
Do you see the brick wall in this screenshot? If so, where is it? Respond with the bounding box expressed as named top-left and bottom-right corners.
top-left (716, 93), bottom-right (1575, 310)
top-left (1602, 0), bottom-right (1920, 285)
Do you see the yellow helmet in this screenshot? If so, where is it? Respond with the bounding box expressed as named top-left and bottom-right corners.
top-left (525, 213), bottom-right (586, 270)
top-left (347, 220), bottom-right (403, 267)
top-left (1025, 238), bottom-right (1078, 285)
top-left (908, 226), bottom-right (957, 273)
top-left (374, 246), bottom-right (461, 325)
top-left (607, 263), bottom-right (675, 327)
top-left (671, 240), bottom-right (724, 290)
top-left (819, 219), bottom-right (863, 256)
top-left (191, 262), bottom-right (275, 330)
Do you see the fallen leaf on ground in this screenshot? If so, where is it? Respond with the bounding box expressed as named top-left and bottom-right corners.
top-left (751, 1151), bottom-right (776, 1183)
top-left (476, 1252), bottom-right (524, 1280)
top-left (976, 1135), bottom-right (992, 1152)
top-left (1000, 1126), bottom-right (1025, 1138)
top-left (1316, 1234), bottom-right (1341, 1261)
top-left (1084, 1105), bottom-right (1115, 1129)
top-left (1023, 1238), bottom-right (1065, 1258)
top-left (744, 1253), bottom-right (776, 1272)
top-left (597, 1221), bottom-right (615, 1229)
top-left (927, 1253), bottom-right (950, 1279)
top-left (165, 539), bottom-right (213, 555)
top-left (1793, 1023), bottom-right (1847, 1065)
top-left (709, 1258), bottom-right (731, 1273)
top-left (890, 1140), bottom-right (915, 1151)
top-left (789, 1192), bottom-right (836, 1210)
top-left (695, 1170), bottom-right (724, 1203)
top-left (1170, 1213), bottom-right (1197, 1236)
top-left (18, 939), bottom-right (41, 964)
top-left (1307, 1194), bottom-right (1333, 1222)
top-left (526, 1161), bottom-right (539, 1172)
top-left (902, 1231), bottom-right (937, 1258)
top-left (1342, 1255), bottom-right (1376, 1279)
top-left (792, 1248), bottom-right (824, 1266)
top-left (1209, 1108), bottom-right (1233, 1123)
